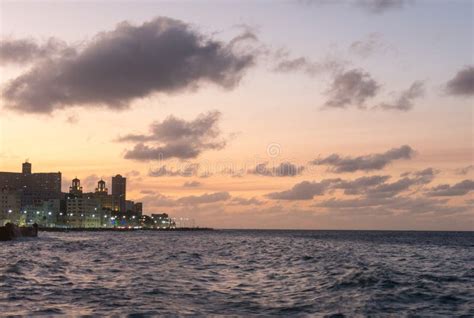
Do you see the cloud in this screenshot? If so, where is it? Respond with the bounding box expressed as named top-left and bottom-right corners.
top-left (446, 66), bottom-right (474, 96)
top-left (311, 145), bottom-right (414, 173)
top-left (229, 197), bottom-right (264, 206)
top-left (248, 162), bottom-right (305, 177)
top-left (149, 164), bottom-right (200, 177)
top-left (176, 192), bottom-right (231, 205)
top-left (82, 174), bottom-right (102, 191)
top-left (426, 180), bottom-right (474, 197)
top-left (140, 190), bottom-right (155, 195)
top-left (125, 170), bottom-right (141, 178)
top-left (266, 179), bottom-right (340, 200)
top-left (140, 191), bottom-right (265, 209)
top-left (377, 81), bottom-right (424, 111)
top-left (348, 33), bottom-right (394, 58)
top-left (355, 0), bottom-right (410, 13)
top-left (183, 181), bottom-right (202, 188)
top-left (456, 165), bottom-right (474, 176)
top-left (120, 111), bottom-right (226, 160)
top-left (300, 0), bottom-right (412, 14)
top-left (401, 167), bottom-right (438, 182)
top-left (324, 69), bottom-right (380, 108)
top-left (365, 176), bottom-right (428, 198)
top-left (139, 191), bottom-right (231, 207)
top-left (334, 173), bottom-right (431, 198)
top-left (2, 17), bottom-right (255, 114)
top-left (66, 114), bottom-right (79, 124)
top-left (267, 170), bottom-right (434, 201)
top-left (315, 196), bottom-right (463, 217)
top-left (273, 56), bottom-right (343, 76)
top-left (139, 193), bottom-right (177, 207)
top-left (334, 175), bottom-right (391, 195)
top-left (0, 37), bottom-right (73, 65)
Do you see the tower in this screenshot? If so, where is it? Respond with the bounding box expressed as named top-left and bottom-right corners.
top-left (95, 179), bottom-right (108, 194)
top-left (22, 161), bottom-right (32, 175)
top-left (69, 177), bottom-right (83, 196)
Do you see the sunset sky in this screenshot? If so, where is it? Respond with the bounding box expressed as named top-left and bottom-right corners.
top-left (0, 0), bottom-right (472, 230)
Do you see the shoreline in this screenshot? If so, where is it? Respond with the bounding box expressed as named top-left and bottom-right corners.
top-left (39, 227), bottom-right (214, 232)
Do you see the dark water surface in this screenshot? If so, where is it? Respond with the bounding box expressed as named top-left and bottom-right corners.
top-left (1, 230), bottom-right (473, 316)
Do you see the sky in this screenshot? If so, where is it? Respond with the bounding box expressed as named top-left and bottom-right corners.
top-left (0, 0), bottom-right (472, 230)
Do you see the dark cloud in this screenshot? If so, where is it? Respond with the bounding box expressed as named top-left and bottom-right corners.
top-left (324, 69), bottom-right (380, 108)
top-left (266, 179), bottom-right (340, 200)
top-left (120, 111), bottom-right (226, 160)
top-left (149, 164), bottom-right (200, 177)
top-left (400, 168), bottom-right (438, 183)
top-left (2, 17), bottom-right (255, 114)
top-left (366, 176), bottom-right (425, 198)
top-left (311, 145), bottom-right (414, 173)
top-left (446, 66), bottom-right (474, 96)
top-left (183, 181), bottom-right (202, 188)
top-left (0, 38), bottom-right (72, 65)
top-left (176, 192), bottom-right (231, 205)
top-left (248, 162), bottom-right (305, 177)
top-left (377, 81), bottom-right (424, 111)
top-left (334, 175), bottom-right (391, 195)
top-left (426, 180), bottom-right (474, 197)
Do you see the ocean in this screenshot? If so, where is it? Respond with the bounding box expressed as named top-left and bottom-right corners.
top-left (1, 230), bottom-right (473, 316)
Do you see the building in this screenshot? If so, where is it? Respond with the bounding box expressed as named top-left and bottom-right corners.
top-left (22, 199), bottom-right (60, 227)
top-left (0, 161), bottom-right (61, 207)
top-left (63, 178), bottom-right (108, 228)
top-left (151, 213), bottom-right (175, 229)
top-left (112, 174), bottom-right (126, 212)
top-left (125, 200), bottom-right (135, 213)
top-left (134, 202), bottom-right (143, 215)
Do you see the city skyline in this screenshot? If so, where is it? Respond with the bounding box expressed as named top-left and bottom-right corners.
top-left (0, 0), bottom-right (473, 230)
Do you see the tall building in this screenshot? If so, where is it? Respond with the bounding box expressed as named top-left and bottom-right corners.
top-left (112, 174), bottom-right (126, 212)
top-left (0, 162), bottom-right (61, 206)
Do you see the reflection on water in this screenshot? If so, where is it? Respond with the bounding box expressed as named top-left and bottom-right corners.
top-left (1, 230), bottom-right (473, 316)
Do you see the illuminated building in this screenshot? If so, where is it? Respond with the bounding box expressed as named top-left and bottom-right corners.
top-left (65, 178), bottom-right (104, 228)
top-left (0, 187), bottom-right (22, 226)
top-left (22, 199), bottom-right (60, 227)
top-left (151, 213), bottom-right (175, 229)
